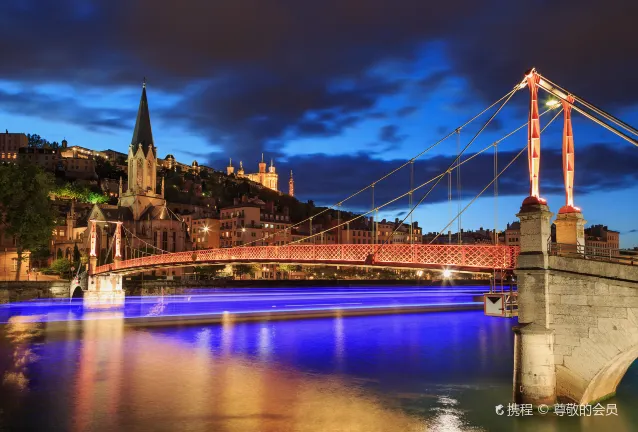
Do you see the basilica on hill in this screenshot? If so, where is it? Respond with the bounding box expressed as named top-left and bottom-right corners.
top-left (226, 156), bottom-right (295, 197)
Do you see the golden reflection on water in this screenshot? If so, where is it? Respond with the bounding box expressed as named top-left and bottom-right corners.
top-left (62, 316), bottom-right (428, 432)
top-left (4, 313), bottom-right (635, 432)
top-left (2, 316), bottom-right (43, 391)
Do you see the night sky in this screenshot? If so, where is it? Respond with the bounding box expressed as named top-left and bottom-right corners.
top-left (1, 1), bottom-right (637, 246)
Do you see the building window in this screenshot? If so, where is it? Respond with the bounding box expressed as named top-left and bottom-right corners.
top-left (12, 259), bottom-right (17, 271)
top-left (162, 231), bottom-right (168, 251)
top-left (172, 232), bottom-right (177, 252)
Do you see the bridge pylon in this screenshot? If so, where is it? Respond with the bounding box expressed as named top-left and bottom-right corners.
top-left (85, 220), bottom-right (125, 308)
top-left (513, 200), bottom-right (556, 406)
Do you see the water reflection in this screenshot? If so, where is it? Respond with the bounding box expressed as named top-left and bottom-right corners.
top-left (2, 316), bottom-right (43, 391)
top-left (0, 310), bottom-right (637, 431)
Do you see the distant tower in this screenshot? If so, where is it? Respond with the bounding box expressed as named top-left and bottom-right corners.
top-left (61, 138), bottom-right (68, 149)
top-left (118, 176), bottom-right (123, 197)
top-left (161, 176), bottom-right (165, 198)
top-left (258, 153), bottom-right (266, 186)
top-left (238, 160), bottom-right (244, 176)
top-left (289, 170), bottom-right (294, 197)
top-left (227, 158), bottom-right (234, 175)
top-left (66, 200), bottom-right (77, 241)
top-left (269, 158), bottom-right (276, 173)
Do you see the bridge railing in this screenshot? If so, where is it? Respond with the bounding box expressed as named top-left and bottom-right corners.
top-left (549, 242), bottom-right (638, 266)
top-left (93, 244), bottom-right (520, 275)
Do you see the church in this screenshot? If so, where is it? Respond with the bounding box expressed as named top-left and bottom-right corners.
top-left (227, 156), bottom-right (295, 197)
top-left (87, 81), bottom-right (190, 264)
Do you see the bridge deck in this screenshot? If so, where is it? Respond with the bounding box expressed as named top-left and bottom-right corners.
top-left (94, 244), bottom-right (520, 275)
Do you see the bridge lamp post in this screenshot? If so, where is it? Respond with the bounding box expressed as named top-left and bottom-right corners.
top-left (442, 269), bottom-right (452, 279)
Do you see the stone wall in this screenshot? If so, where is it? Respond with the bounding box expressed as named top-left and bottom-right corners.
top-left (0, 281), bottom-right (70, 303)
top-left (514, 202), bottom-right (638, 406)
top-left (547, 256), bottom-right (638, 404)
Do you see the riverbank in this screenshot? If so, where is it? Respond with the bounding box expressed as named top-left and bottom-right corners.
top-left (0, 278), bottom-right (492, 303)
top-left (124, 277), bottom-right (490, 296)
top-left (0, 280), bottom-right (70, 303)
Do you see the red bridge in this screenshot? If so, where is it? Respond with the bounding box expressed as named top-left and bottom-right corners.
top-left (93, 244), bottom-right (519, 275)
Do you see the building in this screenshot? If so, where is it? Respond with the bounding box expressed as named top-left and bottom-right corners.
top-left (219, 196), bottom-right (292, 247)
top-left (0, 222), bottom-right (30, 281)
top-left (0, 131), bottom-right (27, 161)
top-left (377, 219), bottom-right (423, 244)
top-left (190, 217), bottom-right (220, 249)
top-left (505, 222), bottom-right (521, 246)
top-left (86, 81), bottom-right (191, 274)
top-left (18, 147), bottom-right (61, 171)
top-left (228, 155), bottom-right (283, 194)
top-left (585, 224), bottom-right (620, 253)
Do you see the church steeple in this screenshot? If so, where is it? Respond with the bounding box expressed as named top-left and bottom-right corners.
top-left (131, 78), bottom-right (154, 155)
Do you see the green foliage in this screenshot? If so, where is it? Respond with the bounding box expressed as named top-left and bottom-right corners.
top-left (30, 244), bottom-right (52, 265)
top-left (234, 264), bottom-right (260, 278)
top-left (0, 160), bottom-right (56, 280)
top-left (87, 192), bottom-right (108, 204)
top-left (49, 258), bottom-right (72, 275)
top-left (53, 181), bottom-right (108, 204)
top-left (194, 264), bottom-right (226, 277)
top-left (72, 244), bottom-right (81, 264)
top-left (278, 264), bottom-right (299, 273)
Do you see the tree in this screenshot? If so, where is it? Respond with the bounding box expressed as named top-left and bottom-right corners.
top-left (72, 244), bottom-right (81, 264)
top-left (0, 160), bottom-right (56, 280)
top-left (49, 258), bottom-right (72, 277)
top-left (26, 133), bottom-right (58, 149)
top-left (234, 264), bottom-right (260, 279)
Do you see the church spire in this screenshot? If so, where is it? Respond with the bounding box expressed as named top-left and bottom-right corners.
top-left (131, 79), bottom-right (154, 155)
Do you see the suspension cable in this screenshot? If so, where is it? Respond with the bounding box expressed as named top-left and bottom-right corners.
top-left (284, 105), bottom-right (558, 246)
top-left (373, 85), bottom-right (520, 256)
top-left (241, 87), bottom-right (519, 247)
top-left (539, 74), bottom-right (638, 138)
top-left (428, 107), bottom-right (564, 244)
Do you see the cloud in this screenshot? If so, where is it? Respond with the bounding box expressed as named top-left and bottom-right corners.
top-left (0, 88), bottom-right (133, 133)
top-left (396, 106), bottom-right (418, 117)
top-left (0, 0), bottom-right (481, 161)
top-left (0, 0), bottom-right (636, 165)
top-left (379, 125), bottom-right (407, 145)
top-left (267, 142), bottom-right (638, 212)
top-left (446, 1), bottom-right (638, 107)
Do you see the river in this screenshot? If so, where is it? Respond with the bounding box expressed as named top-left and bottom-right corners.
top-left (0, 286), bottom-right (636, 431)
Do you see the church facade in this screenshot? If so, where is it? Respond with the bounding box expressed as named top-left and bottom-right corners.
top-left (87, 81), bottom-right (190, 270)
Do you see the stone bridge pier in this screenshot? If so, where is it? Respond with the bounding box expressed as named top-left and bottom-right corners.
top-left (85, 272), bottom-right (125, 307)
top-left (514, 202), bottom-right (638, 405)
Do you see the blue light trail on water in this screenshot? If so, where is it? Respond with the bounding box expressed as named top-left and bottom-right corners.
top-left (0, 286), bottom-right (491, 323)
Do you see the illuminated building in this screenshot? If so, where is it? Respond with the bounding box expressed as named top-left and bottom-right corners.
top-left (228, 155), bottom-right (282, 193)
top-left (190, 217), bottom-right (220, 249)
top-left (0, 131), bottom-right (26, 160)
top-left (86, 81), bottom-right (190, 274)
top-left (219, 196), bottom-right (291, 247)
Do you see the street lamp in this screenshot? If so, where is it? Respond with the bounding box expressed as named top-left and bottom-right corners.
top-left (443, 269), bottom-right (452, 279)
